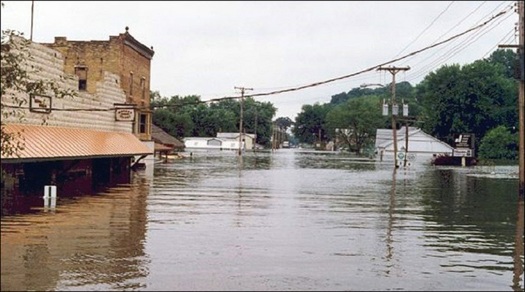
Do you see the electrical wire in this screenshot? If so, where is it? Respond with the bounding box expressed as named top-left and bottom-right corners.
top-left (392, 1), bottom-right (455, 60)
top-left (3, 5), bottom-right (511, 112)
top-left (406, 6), bottom-right (515, 82)
top-left (402, 1), bottom-right (490, 68)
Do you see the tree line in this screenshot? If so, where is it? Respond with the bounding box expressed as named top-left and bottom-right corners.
top-left (150, 94), bottom-right (278, 147)
top-left (290, 49), bottom-right (519, 160)
top-left (152, 49), bottom-right (518, 160)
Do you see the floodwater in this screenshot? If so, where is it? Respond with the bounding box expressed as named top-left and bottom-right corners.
top-left (1, 149), bottom-right (523, 291)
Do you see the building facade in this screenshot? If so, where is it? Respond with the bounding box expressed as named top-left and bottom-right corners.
top-left (374, 127), bottom-right (454, 165)
top-left (184, 133), bottom-right (256, 151)
top-left (1, 29), bottom-right (155, 213)
top-left (42, 26), bottom-right (155, 141)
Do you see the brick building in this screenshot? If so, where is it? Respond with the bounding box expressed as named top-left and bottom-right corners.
top-left (1, 29), bottom-right (155, 214)
top-left (42, 26), bottom-right (155, 141)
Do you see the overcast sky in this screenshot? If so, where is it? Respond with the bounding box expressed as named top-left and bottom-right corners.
top-left (1, 1), bottom-right (518, 119)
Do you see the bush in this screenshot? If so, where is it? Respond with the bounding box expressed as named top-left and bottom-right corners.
top-left (478, 126), bottom-right (518, 160)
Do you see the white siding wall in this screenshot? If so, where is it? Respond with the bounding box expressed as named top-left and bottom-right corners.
top-left (184, 138), bottom-right (240, 150)
top-left (2, 40), bottom-right (132, 133)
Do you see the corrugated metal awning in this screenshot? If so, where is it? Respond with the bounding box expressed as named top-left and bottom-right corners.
top-left (1, 124), bottom-right (153, 163)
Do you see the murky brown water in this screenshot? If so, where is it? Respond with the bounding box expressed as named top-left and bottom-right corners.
top-left (1, 149), bottom-right (523, 291)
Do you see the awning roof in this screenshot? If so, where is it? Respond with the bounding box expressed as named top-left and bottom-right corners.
top-left (154, 142), bottom-right (173, 152)
top-left (1, 124), bottom-right (153, 163)
top-left (151, 124), bottom-right (184, 148)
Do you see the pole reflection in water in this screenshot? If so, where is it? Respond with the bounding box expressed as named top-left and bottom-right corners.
top-left (514, 199), bottom-right (524, 291)
top-left (385, 168), bottom-right (396, 275)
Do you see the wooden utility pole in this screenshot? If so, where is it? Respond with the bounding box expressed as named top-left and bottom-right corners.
top-left (30, 1), bottom-right (34, 41)
top-left (404, 118), bottom-right (409, 167)
top-left (377, 66), bottom-right (410, 168)
top-left (499, 1), bottom-right (524, 200)
top-left (235, 86), bottom-right (253, 156)
top-left (518, 0), bottom-right (524, 201)
top-left (253, 110), bottom-right (258, 153)
top-left (271, 122), bottom-right (276, 152)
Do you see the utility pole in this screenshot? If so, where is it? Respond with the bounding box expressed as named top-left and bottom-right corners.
top-left (271, 122), bottom-right (276, 152)
top-left (253, 110), bottom-right (258, 153)
top-left (377, 66), bottom-right (410, 168)
top-left (518, 0), bottom-right (524, 201)
top-left (499, 1), bottom-right (523, 200)
top-left (234, 86), bottom-right (253, 156)
top-left (30, 1), bottom-right (34, 41)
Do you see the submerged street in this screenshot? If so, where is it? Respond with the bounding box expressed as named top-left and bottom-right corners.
top-left (1, 149), bottom-right (523, 291)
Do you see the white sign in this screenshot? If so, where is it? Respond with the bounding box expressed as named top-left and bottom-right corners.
top-left (453, 148), bottom-right (472, 157)
top-left (115, 108), bottom-right (135, 121)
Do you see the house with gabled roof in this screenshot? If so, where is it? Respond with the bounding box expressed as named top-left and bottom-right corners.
top-left (184, 132), bottom-right (256, 151)
top-left (375, 127), bottom-right (454, 164)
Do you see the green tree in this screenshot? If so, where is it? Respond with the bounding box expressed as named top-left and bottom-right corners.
top-left (151, 94), bottom-right (200, 138)
top-left (292, 103), bottom-right (332, 144)
top-left (151, 93), bottom-right (276, 146)
top-left (274, 116), bottom-right (294, 131)
top-left (242, 98), bottom-right (276, 146)
top-left (478, 125), bottom-right (518, 160)
top-left (326, 96), bottom-right (383, 154)
top-left (486, 49), bottom-right (519, 79)
top-left (417, 59), bottom-right (516, 146)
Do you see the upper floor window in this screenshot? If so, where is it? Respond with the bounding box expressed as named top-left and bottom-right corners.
top-left (139, 113), bottom-right (148, 134)
top-left (129, 72), bottom-right (134, 96)
top-left (140, 77), bottom-right (146, 100)
top-left (75, 66), bottom-right (87, 91)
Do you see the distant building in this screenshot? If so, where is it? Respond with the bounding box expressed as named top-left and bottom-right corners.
top-left (375, 127), bottom-right (454, 164)
top-left (1, 29), bottom-right (155, 203)
top-left (184, 133), bottom-right (256, 151)
top-left (216, 132), bottom-right (256, 150)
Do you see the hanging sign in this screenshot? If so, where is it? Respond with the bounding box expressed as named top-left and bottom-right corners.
top-left (115, 105), bottom-right (135, 121)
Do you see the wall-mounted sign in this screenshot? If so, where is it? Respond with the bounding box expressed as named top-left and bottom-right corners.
top-left (29, 94), bottom-right (52, 113)
top-left (115, 107), bottom-right (135, 121)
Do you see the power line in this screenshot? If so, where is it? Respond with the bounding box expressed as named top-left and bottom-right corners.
top-left (244, 8), bottom-right (508, 99)
top-left (4, 6), bottom-right (510, 113)
top-left (406, 4), bottom-right (514, 82)
top-left (392, 1), bottom-right (455, 59)
top-left (402, 1), bottom-right (490, 67)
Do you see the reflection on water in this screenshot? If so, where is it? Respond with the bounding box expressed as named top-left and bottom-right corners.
top-left (1, 149), bottom-right (523, 291)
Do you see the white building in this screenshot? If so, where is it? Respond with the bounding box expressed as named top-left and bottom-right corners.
top-left (375, 127), bottom-right (454, 164)
top-left (184, 133), bottom-right (256, 151)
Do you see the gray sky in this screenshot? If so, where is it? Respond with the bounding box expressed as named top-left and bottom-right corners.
top-left (1, 1), bottom-right (518, 119)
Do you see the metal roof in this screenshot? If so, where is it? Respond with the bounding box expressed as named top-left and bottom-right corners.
top-left (154, 142), bottom-right (172, 152)
top-left (375, 127), bottom-right (454, 152)
top-left (1, 124), bottom-right (152, 163)
top-left (151, 124), bottom-right (184, 148)
top-left (216, 132), bottom-right (256, 139)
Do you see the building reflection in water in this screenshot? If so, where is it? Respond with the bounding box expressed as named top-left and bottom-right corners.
top-left (0, 172), bottom-right (152, 291)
